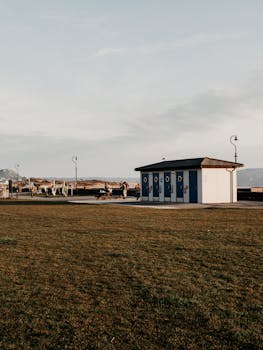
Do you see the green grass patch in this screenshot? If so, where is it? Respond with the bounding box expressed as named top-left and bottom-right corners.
top-left (0, 237), bottom-right (17, 245)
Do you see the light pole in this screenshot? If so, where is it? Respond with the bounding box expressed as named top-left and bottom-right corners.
top-left (14, 163), bottom-right (20, 198)
top-left (230, 135), bottom-right (238, 163)
top-left (72, 156), bottom-right (78, 195)
top-left (15, 163), bottom-right (20, 181)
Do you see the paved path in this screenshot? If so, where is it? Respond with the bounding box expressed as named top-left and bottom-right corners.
top-left (68, 198), bottom-right (263, 209)
top-left (2, 195), bottom-right (263, 209)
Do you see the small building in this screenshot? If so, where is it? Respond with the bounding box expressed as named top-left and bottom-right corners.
top-left (135, 157), bottom-right (243, 204)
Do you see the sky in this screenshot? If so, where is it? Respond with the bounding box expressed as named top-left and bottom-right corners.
top-left (0, 0), bottom-right (263, 178)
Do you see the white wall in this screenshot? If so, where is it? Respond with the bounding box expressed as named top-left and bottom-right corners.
top-left (149, 173), bottom-right (153, 201)
top-left (201, 168), bottom-right (237, 203)
top-left (197, 169), bottom-right (202, 203)
top-left (159, 172), bottom-right (164, 202)
top-left (232, 169), bottom-right (237, 202)
top-left (171, 171), bottom-right (177, 202)
top-left (183, 170), bottom-right (189, 203)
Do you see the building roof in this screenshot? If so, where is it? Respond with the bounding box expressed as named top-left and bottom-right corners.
top-left (135, 157), bottom-right (244, 172)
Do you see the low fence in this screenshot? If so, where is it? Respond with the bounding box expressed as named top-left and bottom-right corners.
top-left (11, 187), bottom-right (139, 198)
top-left (72, 188), bottom-right (138, 197)
top-left (237, 188), bottom-right (263, 201)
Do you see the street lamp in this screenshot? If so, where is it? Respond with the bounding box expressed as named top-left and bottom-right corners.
top-left (15, 163), bottom-right (20, 181)
top-left (72, 156), bottom-right (78, 194)
top-left (230, 135), bottom-right (238, 163)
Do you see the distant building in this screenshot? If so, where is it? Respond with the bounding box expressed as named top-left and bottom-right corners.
top-left (135, 157), bottom-right (243, 204)
top-left (0, 182), bottom-right (9, 199)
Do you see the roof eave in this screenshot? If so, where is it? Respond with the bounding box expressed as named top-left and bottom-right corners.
top-left (201, 163), bottom-right (244, 169)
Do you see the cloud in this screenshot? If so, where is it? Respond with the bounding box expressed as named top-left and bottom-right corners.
top-left (122, 75), bottom-right (263, 146)
top-left (0, 131), bottom-right (141, 177)
top-left (39, 15), bottom-right (67, 21)
top-left (2, 74), bottom-right (263, 176)
top-left (0, 133), bottom-right (95, 175)
top-left (95, 47), bottom-right (128, 57)
top-left (95, 32), bottom-right (244, 57)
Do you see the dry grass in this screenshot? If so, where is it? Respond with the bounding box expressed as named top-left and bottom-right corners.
top-left (0, 204), bottom-right (262, 349)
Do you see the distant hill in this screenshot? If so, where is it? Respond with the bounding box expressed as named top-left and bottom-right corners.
top-left (237, 168), bottom-right (263, 187)
top-left (47, 177), bottom-right (140, 184)
top-left (2, 168), bottom-right (261, 187)
top-left (85, 177), bottom-right (139, 184)
top-left (0, 169), bottom-right (19, 180)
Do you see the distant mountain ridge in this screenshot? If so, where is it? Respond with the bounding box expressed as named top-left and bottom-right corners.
top-left (237, 168), bottom-right (263, 187)
top-left (1, 168), bottom-right (262, 187)
top-left (0, 170), bottom-right (139, 184)
top-left (0, 169), bottom-right (18, 180)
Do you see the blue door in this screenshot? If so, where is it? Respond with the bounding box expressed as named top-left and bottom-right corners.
top-left (153, 173), bottom-right (159, 197)
top-left (142, 173), bottom-right (149, 197)
top-left (189, 170), bottom-right (198, 203)
top-left (176, 171), bottom-right (184, 198)
top-left (164, 172), bottom-right (171, 198)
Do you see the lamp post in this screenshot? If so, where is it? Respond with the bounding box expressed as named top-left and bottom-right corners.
top-left (14, 163), bottom-right (20, 198)
top-left (72, 156), bottom-right (78, 195)
top-left (230, 135), bottom-right (238, 163)
top-left (15, 163), bottom-right (20, 181)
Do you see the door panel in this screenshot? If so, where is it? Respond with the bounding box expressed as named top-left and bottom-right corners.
top-left (153, 173), bottom-right (159, 198)
top-left (176, 171), bottom-right (184, 198)
top-left (142, 173), bottom-right (149, 197)
top-left (189, 170), bottom-right (198, 203)
top-left (164, 172), bottom-right (171, 198)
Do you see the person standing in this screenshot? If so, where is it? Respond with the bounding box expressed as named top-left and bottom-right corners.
top-left (104, 182), bottom-right (112, 196)
top-left (135, 183), bottom-right (140, 200)
top-left (121, 181), bottom-right (128, 199)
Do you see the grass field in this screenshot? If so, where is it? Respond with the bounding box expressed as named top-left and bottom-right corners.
top-left (0, 204), bottom-right (262, 349)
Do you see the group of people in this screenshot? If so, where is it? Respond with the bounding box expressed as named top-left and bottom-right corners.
top-left (104, 181), bottom-right (141, 199)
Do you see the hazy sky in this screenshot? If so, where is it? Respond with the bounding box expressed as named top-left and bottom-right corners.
top-left (0, 0), bottom-right (263, 177)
